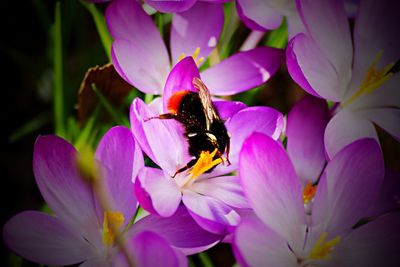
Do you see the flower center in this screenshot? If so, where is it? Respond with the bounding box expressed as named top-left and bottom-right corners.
top-left (179, 47), bottom-right (204, 66)
top-left (308, 232), bottom-right (341, 260)
top-left (344, 50), bottom-right (394, 106)
top-left (188, 148), bottom-right (223, 179)
top-left (302, 181), bottom-right (317, 204)
top-left (102, 211), bottom-right (125, 246)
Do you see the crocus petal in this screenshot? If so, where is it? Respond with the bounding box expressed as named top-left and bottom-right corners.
top-left (171, 2), bottom-right (224, 65)
top-left (94, 126), bottom-right (143, 224)
top-left (286, 95), bottom-right (329, 184)
top-left (135, 167), bottom-right (182, 217)
top-left (226, 106), bottom-right (284, 167)
top-left (192, 175), bottom-right (249, 209)
top-left (367, 169), bottom-right (400, 217)
top-left (236, 0), bottom-right (284, 31)
top-left (360, 108), bottom-right (400, 141)
top-left (114, 231), bottom-right (187, 267)
top-left (131, 205), bottom-right (221, 255)
top-left (3, 211), bottom-right (93, 266)
top-left (348, 0), bottom-right (400, 99)
top-left (324, 109), bottom-right (379, 159)
top-left (106, 0), bottom-right (170, 94)
top-left (182, 190), bottom-right (240, 235)
top-left (144, 0), bottom-right (197, 13)
top-left (163, 56), bottom-right (200, 111)
top-left (287, 33), bottom-right (341, 101)
top-left (333, 213), bottom-right (400, 267)
top-left (213, 100), bottom-right (247, 121)
top-left (201, 47), bottom-right (284, 95)
top-left (233, 215), bottom-right (298, 267)
top-left (130, 97), bottom-right (190, 174)
top-left (239, 133), bottom-right (306, 247)
top-left (312, 138), bottom-right (384, 236)
top-left (296, 0), bottom-right (352, 98)
top-left (33, 136), bottom-right (100, 239)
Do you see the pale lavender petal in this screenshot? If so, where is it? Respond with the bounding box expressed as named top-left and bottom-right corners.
top-left (163, 56), bottom-right (200, 111)
top-left (236, 0), bottom-right (284, 31)
top-left (95, 126), bottom-right (143, 224)
top-left (79, 259), bottom-right (110, 267)
top-left (107, 0), bottom-right (169, 94)
top-left (114, 231), bottom-right (187, 267)
top-left (287, 33), bottom-right (342, 101)
top-left (312, 138), bottom-right (384, 236)
top-left (144, 0), bottom-right (197, 13)
top-left (360, 108), bottom-right (400, 141)
top-left (130, 97), bottom-right (189, 174)
top-left (201, 47), bottom-right (284, 95)
top-left (296, 0), bottom-right (353, 98)
top-left (3, 211), bottom-right (93, 266)
top-left (233, 215), bottom-right (298, 267)
top-left (191, 175), bottom-right (249, 209)
top-left (286, 95), bottom-right (329, 184)
top-left (286, 35), bottom-right (321, 98)
top-left (348, 0), bottom-right (400, 100)
top-left (171, 2), bottom-right (224, 65)
top-left (324, 109), bottom-right (379, 159)
top-left (239, 133), bottom-right (306, 246)
top-left (333, 213), bottom-right (400, 267)
top-left (131, 205), bottom-right (221, 255)
top-left (226, 106), bottom-right (284, 167)
top-left (366, 170), bottom-right (400, 217)
top-left (33, 136), bottom-right (100, 239)
top-left (182, 190), bottom-right (240, 235)
top-left (135, 167), bottom-right (182, 217)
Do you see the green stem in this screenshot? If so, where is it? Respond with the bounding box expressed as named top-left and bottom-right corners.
top-left (53, 1), bottom-right (65, 138)
top-left (198, 252), bottom-right (214, 267)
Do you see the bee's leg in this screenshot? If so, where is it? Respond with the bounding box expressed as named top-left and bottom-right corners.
top-left (144, 113), bottom-right (175, 122)
top-left (172, 158), bottom-right (198, 178)
top-left (226, 139), bottom-right (231, 165)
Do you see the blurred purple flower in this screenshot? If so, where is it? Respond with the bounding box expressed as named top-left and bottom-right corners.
top-left (234, 133), bottom-right (400, 267)
top-left (3, 126), bottom-right (220, 266)
top-left (130, 57), bottom-right (284, 235)
top-left (287, 0), bottom-right (400, 159)
top-left (236, 0), bottom-right (305, 38)
top-left (106, 0), bottom-right (284, 95)
top-left (144, 0), bottom-right (231, 13)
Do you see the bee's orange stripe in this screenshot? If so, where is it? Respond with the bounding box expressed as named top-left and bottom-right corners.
top-left (168, 90), bottom-right (189, 114)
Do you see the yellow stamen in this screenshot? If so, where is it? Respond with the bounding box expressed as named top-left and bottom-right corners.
top-left (303, 181), bottom-right (317, 204)
top-left (309, 232), bottom-right (341, 260)
top-left (344, 50), bottom-right (394, 106)
top-left (188, 149), bottom-right (223, 179)
top-left (177, 47), bottom-right (204, 66)
top-left (76, 145), bottom-right (98, 183)
top-left (102, 211), bottom-right (125, 246)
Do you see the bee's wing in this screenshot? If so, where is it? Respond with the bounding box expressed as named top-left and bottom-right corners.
top-left (193, 77), bottom-right (219, 131)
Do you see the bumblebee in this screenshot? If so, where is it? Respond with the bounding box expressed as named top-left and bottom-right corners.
top-left (148, 77), bottom-right (230, 177)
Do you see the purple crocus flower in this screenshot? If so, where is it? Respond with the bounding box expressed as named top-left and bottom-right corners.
top-left (234, 133), bottom-right (400, 266)
top-left (236, 0), bottom-right (305, 38)
top-left (144, 0), bottom-right (231, 13)
top-left (287, 0), bottom-right (400, 159)
top-left (130, 57), bottom-right (284, 235)
top-left (106, 0), bottom-right (284, 95)
top-left (3, 126), bottom-right (220, 266)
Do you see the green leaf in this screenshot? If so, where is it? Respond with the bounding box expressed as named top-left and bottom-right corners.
top-left (264, 19), bottom-right (288, 49)
top-left (74, 105), bottom-right (101, 151)
top-left (80, 1), bottom-right (112, 60)
top-left (53, 1), bottom-right (66, 138)
top-left (9, 113), bottom-right (51, 143)
top-left (198, 252), bottom-right (214, 267)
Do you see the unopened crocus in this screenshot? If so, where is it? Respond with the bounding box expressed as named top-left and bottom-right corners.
top-left (234, 133), bottom-right (400, 267)
top-left (3, 126), bottom-right (220, 266)
top-left (106, 0), bottom-right (284, 95)
top-left (131, 57), bottom-right (284, 235)
top-left (287, 0), bottom-right (400, 159)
